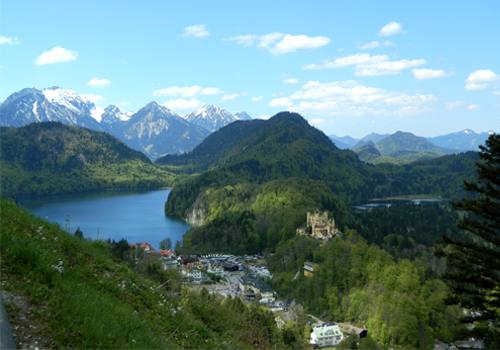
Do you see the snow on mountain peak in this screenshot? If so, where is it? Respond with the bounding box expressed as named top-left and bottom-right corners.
top-left (41, 86), bottom-right (107, 122)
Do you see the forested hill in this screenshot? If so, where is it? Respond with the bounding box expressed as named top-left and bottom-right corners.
top-left (156, 118), bottom-right (264, 173)
top-left (164, 112), bottom-right (385, 211)
top-left (1, 122), bottom-right (175, 196)
top-left (163, 113), bottom-right (386, 254)
top-left (156, 112), bottom-right (365, 178)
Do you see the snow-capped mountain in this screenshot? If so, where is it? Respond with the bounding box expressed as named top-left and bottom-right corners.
top-left (122, 102), bottom-right (210, 159)
top-left (234, 111), bottom-right (252, 121)
top-left (185, 105), bottom-right (250, 132)
top-left (426, 129), bottom-right (493, 151)
top-left (0, 87), bottom-right (102, 129)
top-left (0, 87), bottom-right (210, 159)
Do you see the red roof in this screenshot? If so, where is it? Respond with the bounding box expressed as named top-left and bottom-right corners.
top-left (158, 249), bottom-right (175, 257)
top-left (130, 242), bottom-right (155, 252)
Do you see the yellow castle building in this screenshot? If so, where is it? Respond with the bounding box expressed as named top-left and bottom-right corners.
top-left (296, 210), bottom-right (339, 243)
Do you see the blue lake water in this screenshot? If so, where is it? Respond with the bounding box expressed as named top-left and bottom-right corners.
top-left (18, 189), bottom-right (191, 251)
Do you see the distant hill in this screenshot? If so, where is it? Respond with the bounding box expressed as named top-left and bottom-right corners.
top-left (351, 131), bottom-right (459, 163)
top-left (359, 132), bottom-right (390, 144)
top-left (0, 122), bottom-right (175, 196)
top-left (426, 129), bottom-right (493, 151)
top-left (329, 135), bottom-right (358, 149)
top-left (375, 131), bottom-right (456, 159)
top-left (353, 141), bottom-right (382, 162)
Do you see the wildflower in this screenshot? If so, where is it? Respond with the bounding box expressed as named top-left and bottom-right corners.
top-left (132, 340), bottom-right (136, 343)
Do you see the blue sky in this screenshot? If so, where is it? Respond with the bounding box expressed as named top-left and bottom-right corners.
top-left (1, 0), bottom-right (499, 138)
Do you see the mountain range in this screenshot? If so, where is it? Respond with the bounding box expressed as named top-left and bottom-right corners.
top-left (330, 129), bottom-right (493, 152)
top-left (0, 87), bottom-right (252, 159)
top-left (1, 86), bottom-right (494, 162)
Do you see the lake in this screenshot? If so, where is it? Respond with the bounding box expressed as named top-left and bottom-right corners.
top-left (18, 189), bottom-right (191, 251)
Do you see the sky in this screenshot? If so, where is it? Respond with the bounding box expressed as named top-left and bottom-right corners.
top-left (1, 0), bottom-right (499, 138)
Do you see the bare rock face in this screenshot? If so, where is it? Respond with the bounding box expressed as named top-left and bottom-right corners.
top-left (185, 207), bottom-right (208, 226)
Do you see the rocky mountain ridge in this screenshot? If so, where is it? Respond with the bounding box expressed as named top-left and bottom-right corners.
top-left (0, 87), bottom-right (252, 159)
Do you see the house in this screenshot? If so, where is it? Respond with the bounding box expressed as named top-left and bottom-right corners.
top-left (180, 263), bottom-right (202, 281)
top-left (130, 242), bottom-right (156, 252)
top-left (337, 322), bottom-right (368, 339)
top-left (161, 257), bottom-right (178, 270)
top-left (240, 274), bottom-right (256, 292)
top-left (158, 249), bottom-right (176, 259)
top-left (258, 282), bottom-right (274, 301)
top-left (207, 262), bottom-right (224, 276)
top-left (222, 261), bottom-right (239, 272)
top-left (304, 261), bottom-right (318, 277)
top-left (313, 324), bottom-right (344, 348)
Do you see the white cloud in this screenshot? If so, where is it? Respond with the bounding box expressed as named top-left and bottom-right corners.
top-left (467, 105), bottom-right (479, 110)
top-left (446, 101), bottom-right (465, 110)
top-left (378, 22), bottom-right (405, 36)
top-left (220, 93), bottom-right (244, 102)
top-left (303, 53), bottom-right (387, 70)
top-left (0, 35), bottom-right (19, 45)
top-left (35, 47), bottom-right (78, 65)
top-left (392, 106), bottom-right (433, 118)
top-left (465, 69), bottom-right (500, 90)
top-left (355, 59), bottom-right (426, 76)
top-left (268, 80), bottom-right (438, 118)
top-left (81, 94), bottom-right (103, 103)
top-left (226, 32), bottom-right (330, 55)
top-left (251, 96), bottom-right (263, 103)
top-left (269, 97), bottom-right (292, 107)
top-left (309, 118), bottom-right (325, 125)
top-left (492, 91), bottom-right (500, 96)
top-left (271, 34), bottom-right (330, 55)
top-left (283, 78), bottom-right (299, 84)
top-left (465, 83), bottom-right (489, 91)
top-left (153, 85), bottom-right (224, 98)
top-left (180, 24), bottom-right (209, 38)
top-left (412, 69), bottom-right (455, 81)
top-left (357, 41), bottom-right (395, 50)
top-left (88, 78), bottom-right (110, 88)
top-left (163, 99), bottom-right (203, 112)
top-left (303, 53), bottom-right (425, 76)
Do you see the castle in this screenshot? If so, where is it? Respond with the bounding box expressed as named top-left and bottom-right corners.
top-left (296, 210), bottom-right (339, 243)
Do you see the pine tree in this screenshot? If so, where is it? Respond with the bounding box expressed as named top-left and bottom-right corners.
top-left (436, 133), bottom-right (500, 347)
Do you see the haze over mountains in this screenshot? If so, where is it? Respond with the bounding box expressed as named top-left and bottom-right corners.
top-left (0, 87), bottom-right (252, 159)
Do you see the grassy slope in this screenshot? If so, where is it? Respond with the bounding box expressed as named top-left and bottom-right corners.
top-left (0, 198), bottom-right (296, 349)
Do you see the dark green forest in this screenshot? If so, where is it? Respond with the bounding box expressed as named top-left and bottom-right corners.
top-left (0, 122), bottom-right (175, 196)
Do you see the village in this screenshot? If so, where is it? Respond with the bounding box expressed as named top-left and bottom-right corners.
top-left (130, 210), bottom-right (367, 348)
